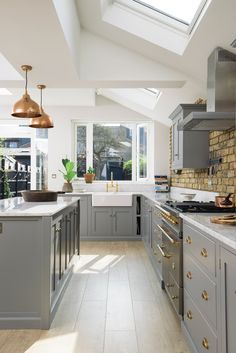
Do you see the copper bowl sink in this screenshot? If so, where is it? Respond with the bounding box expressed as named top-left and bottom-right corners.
top-left (21, 190), bottom-right (58, 202)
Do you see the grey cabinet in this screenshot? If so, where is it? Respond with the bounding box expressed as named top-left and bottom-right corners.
top-left (169, 104), bottom-right (209, 170)
top-left (91, 207), bottom-right (113, 237)
top-left (113, 207), bottom-right (134, 237)
top-left (183, 221), bottom-right (217, 353)
top-left (80, 195), bottom-right (90, 237)
top-left (0, 200), bottom-right (80, 329)
top-left (220, 247), bottom-right (236, 353)
top-left (90, 206), bottom-right (134, 239)
top-left (142, 197), bottom-right (152, 246)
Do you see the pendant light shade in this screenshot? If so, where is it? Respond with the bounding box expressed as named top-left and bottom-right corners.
top-left (12, 65), bottom-right (41, 118)
top-left (29, 85), bottom-right (54, 129)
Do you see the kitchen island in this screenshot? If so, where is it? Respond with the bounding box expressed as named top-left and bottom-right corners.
top-left (0, 196), bottom-right (80, 329)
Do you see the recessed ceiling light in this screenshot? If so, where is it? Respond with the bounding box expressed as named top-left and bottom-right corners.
top-left (230, 39), bottom-right (236, 48)
top-left (0, 88), bottom-right (12, 95)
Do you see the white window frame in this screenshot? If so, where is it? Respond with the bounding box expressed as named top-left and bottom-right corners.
top-left (73, 121), bottom-right (152, 183)
top-left (115, 0), bottom-right (208, 34)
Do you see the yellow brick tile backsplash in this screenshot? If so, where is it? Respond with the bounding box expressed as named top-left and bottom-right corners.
top-left (170, 127), bottom-right (236, 195)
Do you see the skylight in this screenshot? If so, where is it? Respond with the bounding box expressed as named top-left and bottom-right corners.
top-left (131, 0), bottom-right (206, 25)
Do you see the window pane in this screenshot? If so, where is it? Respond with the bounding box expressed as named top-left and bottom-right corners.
top-left (76, 126), bottom-right (87, 177)
top-left (138, 125), bottom-right (147, 179)
top-left (132, 0), bottom-right (204, 24)
top-left (93, 124), bottom-right (132, 181)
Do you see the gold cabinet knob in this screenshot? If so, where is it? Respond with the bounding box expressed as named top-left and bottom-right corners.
top-left (185, 236), bottom-right (192, 244)
top-left (201, 290), bottom-right (209, 301)
top-left (186, 271), bottom-right (192, 280)
top-left (186, 310), bottom-right (193, 320)
top-left (202, 337), bottom-right (209, 350)
top-left (166, 283), bottom-right (174, 288)
top-left (201, 248), bottom-right (208, 258)
top-left (171, 295), bottom-right (178, 300)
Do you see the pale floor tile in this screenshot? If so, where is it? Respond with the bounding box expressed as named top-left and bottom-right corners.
top-left (106, 281), bottom-right (135, 331)
top-left (83, 272), bottom-right (108, 301)
top-left (129, 277), bottom-right (156, 301)
top-left (74, 300), bottom-right (106, 353)
top-left (109, 256), bottom-right (129, 282)
top-left (104, 330), bottom-right (139, 353)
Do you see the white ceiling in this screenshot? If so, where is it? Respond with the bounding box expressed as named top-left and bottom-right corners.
top-left (0, 0), bottom-right (235, 126)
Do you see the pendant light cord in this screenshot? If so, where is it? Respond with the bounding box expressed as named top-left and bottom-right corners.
top-left (40, 87), bottom-right (43, 108)
top-left (25, 69), bottom-right (28, 93)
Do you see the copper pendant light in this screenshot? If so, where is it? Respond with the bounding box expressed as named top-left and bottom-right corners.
top-left (11, 65), bottom-right (41, 118)
top-left (29, 85), bottom-right (54, 129)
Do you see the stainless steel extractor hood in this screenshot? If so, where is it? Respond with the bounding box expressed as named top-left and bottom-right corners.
top-left (179, 47), bottom-right (236, 131)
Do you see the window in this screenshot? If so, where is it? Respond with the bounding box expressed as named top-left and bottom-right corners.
top-left (74, 122), bottom-right (150, 181)
top-left (131, 0), bottom-right (206, 25)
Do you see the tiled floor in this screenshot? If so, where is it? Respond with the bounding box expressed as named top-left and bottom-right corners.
top-left (0, 241), bottom-right (190, 353)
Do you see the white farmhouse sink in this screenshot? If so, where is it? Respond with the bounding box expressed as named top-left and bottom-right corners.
top-left (92, 192), bottom-right (133, 207)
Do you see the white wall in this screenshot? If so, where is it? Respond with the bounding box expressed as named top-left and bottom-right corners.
top-left (0, 96), bottom-right (170, 191)
top-left (153, 121), bottom-right (170, 176)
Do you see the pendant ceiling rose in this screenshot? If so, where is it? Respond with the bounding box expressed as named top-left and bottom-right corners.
top-left (11, 64), bottom-right (41, 118)
top-left (29, 84), bottom-right (54, 129)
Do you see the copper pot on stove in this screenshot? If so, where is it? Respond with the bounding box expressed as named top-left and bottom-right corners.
top-left (215, 193), bottom-right (235, 208)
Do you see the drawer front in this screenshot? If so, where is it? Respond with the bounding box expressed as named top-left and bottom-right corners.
top-left (184, 253), bottom-right (217, 328)
top-left (152, 240), bottom-right (162, 276)
top-left (183, 223), bottom-right (216, 276)
top-left (152, 206), bottom-right (162, 227)
top-left (166, 272), bottom-right (182, 315)
top-left (184, 290), bottom-right (217, 353)
top-left (152, 222), bottom-right (162, 243)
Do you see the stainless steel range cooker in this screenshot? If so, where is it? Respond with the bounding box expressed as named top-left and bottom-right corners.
top-left (155, 201), bottom-right (235, 317)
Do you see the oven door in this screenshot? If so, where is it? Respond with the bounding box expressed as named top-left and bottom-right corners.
top-left (159, 222), bottom-right (183, 315)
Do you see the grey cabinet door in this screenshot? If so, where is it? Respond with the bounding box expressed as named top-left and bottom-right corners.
top-left (142, 199), bottom-right (151, 246)
top-left (172, 113), bottom-right (183, 169)
top-left (113, 207), bottom-right (134, 237)
top-left (80, 196), bottom-right (88, 237)
top-left (91, 207), bottom-right (112, 237)
top-left (221, 248), bottom-right (236, 353)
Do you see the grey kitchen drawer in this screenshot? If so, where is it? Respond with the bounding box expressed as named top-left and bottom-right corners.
top-left (152, 239), bottom-right (163, 276)
top-left (183, 223), bottom-right (216, 277)
top-left (184, 289), bottom-right (217, 353)
top-left (184, 253), bottom-right (217, 329)
top-left (165, 272), bottom-right (183, 315)
top-left (152, 206), bottom-right (162, 227)
top-left (152, 222), bottom-right (162, 242)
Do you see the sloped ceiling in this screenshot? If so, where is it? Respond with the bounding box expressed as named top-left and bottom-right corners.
top-left (0, 0), bottom-right (235, 126)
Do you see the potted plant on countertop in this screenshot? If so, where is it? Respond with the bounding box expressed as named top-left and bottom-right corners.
top-left (84, 166), bottom-right (95, 183)
top-left (59, 158), bottom-right (77, 192)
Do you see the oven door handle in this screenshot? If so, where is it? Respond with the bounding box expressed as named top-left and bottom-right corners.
top-left (156, 244), bottom-right (171, 259)
top-left (157, 224), bottom-right (177, 244)
top-left (155, 204), bottom-right (171, 217)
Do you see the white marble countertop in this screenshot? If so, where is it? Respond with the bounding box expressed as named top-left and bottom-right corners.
top-left (181, 213), bottom-right (236, 250)
top-left (0, 196), bottom-right (80, 217)
top-left (66, 191), bottom-right (172, 205)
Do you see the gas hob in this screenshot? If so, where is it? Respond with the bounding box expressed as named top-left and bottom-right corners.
top-left (165, 200), bottom-right (236, 213)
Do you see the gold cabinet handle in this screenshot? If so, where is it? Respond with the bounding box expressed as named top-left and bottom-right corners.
top-left (156, 244), bottom-right (171, 258)
top-left (185, 236), bottom-right (192, 244)
top-left (202, 337), bottom-right (209, 350)
top-left (157, 224), bottom-right (176, 244)
top-left (201, 248), bottom-right (208, 258)
top-left (186, 271), bottom-right (192, 280)
top-left (186, 310), bottom-right (193, 320)
top-left (201, 290), bottom-right (209, 301)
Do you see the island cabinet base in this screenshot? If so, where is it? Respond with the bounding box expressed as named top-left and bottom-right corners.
top-left (0, 201), bottom-right (80, 329)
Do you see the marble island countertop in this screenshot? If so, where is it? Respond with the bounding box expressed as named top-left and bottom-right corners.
top-left (181, 213), bottom-right (236, 250)
top-left (0, 196), bottom-right (80, 217)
